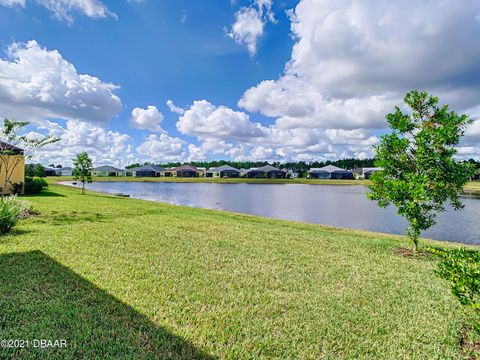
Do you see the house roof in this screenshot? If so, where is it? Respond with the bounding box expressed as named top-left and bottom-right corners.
top-left (93, 165), bottom-right (125, 172)
top-left (171, 164), bottom-right (200, 172)
top-left (128, 165), bottom-right (165, 172)
top-left (0, 141), bottom-right (24, 155)
top-left (309, 165), bottom-right (351, 173)
top-left (207, 165), bottom-right (240, 172)
top-left (362, 167), bottom-right (382, 173)
top-left (254, 165), bottom-right (284, 172)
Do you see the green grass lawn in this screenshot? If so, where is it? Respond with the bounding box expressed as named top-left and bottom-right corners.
top-left (465, 181), bottom-right (480, 192)
top-left (0, 184), bottom-right (478, 359)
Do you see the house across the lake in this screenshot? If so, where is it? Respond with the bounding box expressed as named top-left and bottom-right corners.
top-left (473, 169), bottom-right (480, 181)
top-left (362, 167), bottom-right (382, 179)
top-left (169, 165), bottom-right (204, 177)
top-left (239, 168), bottom-right (250, 177)
top-left (205, 165), bottom-right (241, 178)
top-left (285, 169), bottom-right (299, 179)
top-left (92, 165), bottom-right (126, 177)
top-left (44, 167), bottom-right (58, 176)
top-left (126, 165), bottom-right (166, 177)
top-left (351, 168), bottom-right (363, 179)
top-left (245, 165), bottom-right (286, 179)
top-left (0, 141), bottom-right (24, 194)
top-left (308, 165), bottom-right (353, 179)
top-left (57, 167), bottom-right (72, 176)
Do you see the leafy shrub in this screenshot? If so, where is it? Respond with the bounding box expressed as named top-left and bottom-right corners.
top-left (11, 182), bottom-right (24, 195)
top-left (430, 247), bottom-right (480, 334)
top-left (24, 177), bottom-right (48, 194)
top-left (0, 195), bottom-right (34, 235)
top-left (25, 163), bottom-right (46, 178)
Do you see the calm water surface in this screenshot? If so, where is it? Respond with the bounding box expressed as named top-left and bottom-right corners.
top-left (62, 181), bottom-right (480, 245)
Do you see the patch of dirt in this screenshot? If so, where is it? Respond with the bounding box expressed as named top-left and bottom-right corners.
top-left (460, 327), bottom-right (480, 359)
top-left (25, 209), bottom-right (40, 216)
top-left (392, 246), bottom-right (433, 259)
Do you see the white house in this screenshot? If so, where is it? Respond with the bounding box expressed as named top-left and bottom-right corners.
top-left (56, 167), bottom-right (72, 176)
top-left (92, 165), bottom-right (126, 177)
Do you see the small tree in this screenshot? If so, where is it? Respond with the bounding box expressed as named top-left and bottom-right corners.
top-left (1, 119), bottom-right (59, 196)
top-left (33, 164), bottom-right (46, 177)
top-left (368, 91), bottom-right (475, 251)
top-left (25, 163), bottom-right (46, 178)
top-left (72, 152), bottom-right (92, 195)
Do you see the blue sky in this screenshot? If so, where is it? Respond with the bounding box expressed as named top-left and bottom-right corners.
top-left (0, 0), bottom-right (480, 166)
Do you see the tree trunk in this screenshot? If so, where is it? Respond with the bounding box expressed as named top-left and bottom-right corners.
top-left (81, 181), bottom-right (85, 195)
top-left (413, 238), bottom-right (419, 253)
top-left (411, 231), bottom-right (420, 253)
top-left (407, 226), bottom-right (420, 253)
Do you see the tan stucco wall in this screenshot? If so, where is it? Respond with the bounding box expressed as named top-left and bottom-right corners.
top-left (0, 155), bottom-right (25, 194)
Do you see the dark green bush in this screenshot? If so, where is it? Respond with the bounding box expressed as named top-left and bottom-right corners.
top-left (11, 182), bottom-right (24, 195)
top-left (24, 177), bottom-right (48, 194)
top-left (430, 247), bottom-right (480, 334)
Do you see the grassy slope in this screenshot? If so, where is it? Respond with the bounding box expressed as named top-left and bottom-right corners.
top-left (0, 184), bottom-right (477, 359)
top-left (465, 181), bottom-right (480, 192)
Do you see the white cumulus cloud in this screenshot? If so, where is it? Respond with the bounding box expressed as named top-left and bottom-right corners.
top-left (227, 0), bottom-right (276, 56)
top-left (177, 100), bottom-right (267, 141)
top-left (166, 99), bottom-right (185, 115)
top-left (130, 105), bottom-right (164, 133)
top-left (0, 40), bottom-right (122, 126)
top-left (1, 0), bottom-right (116, 23)
top-left (0, 0), bottom-right (25, 6)
top-left (31, 120), bottom-right (133, 166)
top-left (136, 134), bottom-right (187, 163)
top-left (239, 0), bottom-right (480, 131)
